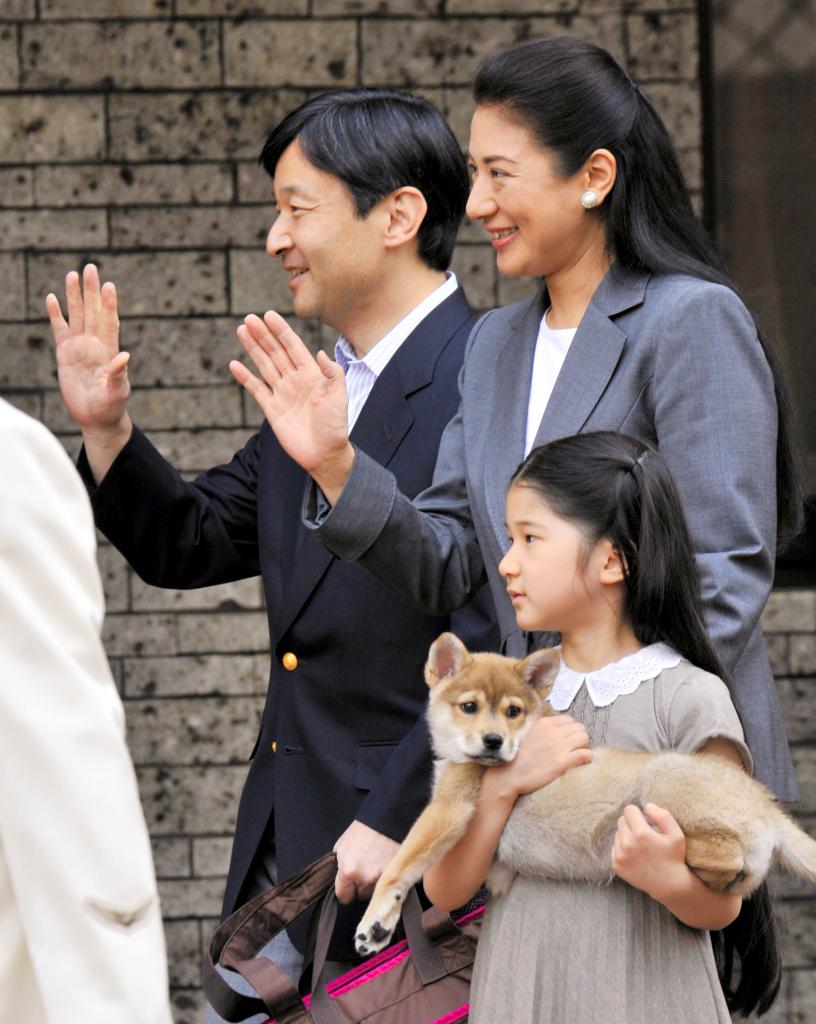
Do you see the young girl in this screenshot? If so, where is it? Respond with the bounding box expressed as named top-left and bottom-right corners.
top-left (423, 431), bottom-right (780, 1024)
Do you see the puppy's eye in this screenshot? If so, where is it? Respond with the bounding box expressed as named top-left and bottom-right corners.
top-left (506, 705), bottom-right (523, 719)
top-left (459, 701), bottom-right (478, 714)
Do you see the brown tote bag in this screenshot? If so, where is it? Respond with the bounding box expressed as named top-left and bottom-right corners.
top-left (203, 852), bottom-right (483, 1023)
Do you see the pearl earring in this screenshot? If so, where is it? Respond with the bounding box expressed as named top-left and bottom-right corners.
top-left (580, 189), bottom-right (599, 209)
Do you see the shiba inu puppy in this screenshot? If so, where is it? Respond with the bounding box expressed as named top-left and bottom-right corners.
top-left (355, 632), bottom-right (816, 956)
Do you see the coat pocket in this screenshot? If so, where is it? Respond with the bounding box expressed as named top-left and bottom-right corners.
top-left (353, 741), bottom-right (399, 790)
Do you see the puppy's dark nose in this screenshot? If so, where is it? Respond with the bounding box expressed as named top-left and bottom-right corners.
top-left (483, 733), bottom-right (503, 751)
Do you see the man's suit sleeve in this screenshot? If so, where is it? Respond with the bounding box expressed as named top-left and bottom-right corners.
top-left (78, 423), bottom-right (262, 588)
top-left (0, 411), bottom-right (172, 1022)
top-left (305, 357), bottom-right (487, 615)
top-left (651, 281), bottom-right (777, 673)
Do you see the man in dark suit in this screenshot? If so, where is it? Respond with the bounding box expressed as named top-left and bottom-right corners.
top-left (46, 89), bottom-right (496, 1009)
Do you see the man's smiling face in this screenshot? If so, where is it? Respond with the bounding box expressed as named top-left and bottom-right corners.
top-left (265, 139), bottom-right (386, 331)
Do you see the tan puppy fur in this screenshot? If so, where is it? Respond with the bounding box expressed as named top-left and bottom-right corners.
top-left (355, 633), bottom-right (816, 956)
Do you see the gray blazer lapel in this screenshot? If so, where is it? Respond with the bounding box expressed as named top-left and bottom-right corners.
top-left (534, 265), bottom-right (648, 446)
top-left (482, 290), bottom-right (545, 543)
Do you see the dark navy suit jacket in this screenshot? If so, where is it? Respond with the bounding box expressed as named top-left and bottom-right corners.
top-left (78, 286), bottom-right (497, 959)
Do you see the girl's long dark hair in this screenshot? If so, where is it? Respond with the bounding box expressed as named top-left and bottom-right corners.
top-left (476, 37), bottom-right (802, 549)
top-left (512, 431), bottom-right (782, 1015)
top-left (512, 431), bottom-right (726, 677)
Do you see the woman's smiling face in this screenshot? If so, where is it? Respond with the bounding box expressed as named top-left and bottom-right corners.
top-left (466, 104), bottom-right (600, 281)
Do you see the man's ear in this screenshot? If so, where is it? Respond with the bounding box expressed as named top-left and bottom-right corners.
top-left (517, 647), bottom-right (560, 699)
top-left (425, 632), bottom-right (470, 689)
top-left (382, 186), bottom-right (427, 251)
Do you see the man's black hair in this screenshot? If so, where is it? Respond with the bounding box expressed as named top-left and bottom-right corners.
top-left (260, 89), bottom-right (468, 271)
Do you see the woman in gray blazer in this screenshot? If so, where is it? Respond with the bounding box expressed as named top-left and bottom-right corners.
top-left (232, 38), bottom-right (801, 803)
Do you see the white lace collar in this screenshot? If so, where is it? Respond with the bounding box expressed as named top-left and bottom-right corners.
top-left (548, 642), bottom-right (683, 710)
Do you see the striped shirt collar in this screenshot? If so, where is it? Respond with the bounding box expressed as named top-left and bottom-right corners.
top-left (334, 272), bottom-right (458, 377)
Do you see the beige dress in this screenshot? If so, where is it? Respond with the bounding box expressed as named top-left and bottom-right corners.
top-left (468, 655), bottom-right (752, 1024)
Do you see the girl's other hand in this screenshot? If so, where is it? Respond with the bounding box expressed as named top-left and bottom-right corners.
top-left (611, 803), bottom-right (688, 900)
top-left (482, 715), bottom-right (591, 804)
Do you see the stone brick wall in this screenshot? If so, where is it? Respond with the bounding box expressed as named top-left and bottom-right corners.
top-left (0, 2), bottom-right (811, 1021)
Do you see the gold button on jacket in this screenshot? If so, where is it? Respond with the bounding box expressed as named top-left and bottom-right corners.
top-left (282, 652), bottom-right (298, 671)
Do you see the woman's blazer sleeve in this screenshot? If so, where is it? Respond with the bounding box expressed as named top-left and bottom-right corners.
top-left (650, 279), bottom-right (777, 673)
top-left (304, 357), bottom-right (486, 616)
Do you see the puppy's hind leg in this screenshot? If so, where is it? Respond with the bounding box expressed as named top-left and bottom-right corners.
top-left (355, 763), bottom-right (482, 956)
top-left (684, 828), bottom-right (745, 893)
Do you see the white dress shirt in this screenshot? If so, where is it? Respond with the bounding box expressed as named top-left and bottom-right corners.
top-left (524, 310), bottom-right (577, 455)
top-left (335, 272), bottom-right (459, 431)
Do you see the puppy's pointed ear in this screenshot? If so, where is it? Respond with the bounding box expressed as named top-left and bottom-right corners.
top-left (425, 632), bottom-right (470, 689)
top-left (517, 647), bottom-right (560, 699)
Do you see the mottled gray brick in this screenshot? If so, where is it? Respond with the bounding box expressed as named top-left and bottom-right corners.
top-left (0, 209), bottom-right (107, 251)
top-left (415, 86), bottom-right (476, 148)
top-left (763, 591), bottom-right (816, 634)
top-left (28, 252), bottom-right (229, 318)
top-left (0, 26), bottom-right (18, 90)
top-left (626, 11), bottom-right (698, 80)
top-left (178, 0), bottom-right (305, 11)
top-left (137, 764), bottom-right (248, 833)
top-left (171, 986), bottom-right (208, 1024)
top-left (451, 244), bottom-right (497, 312)
top-left (0, 255), bottom-right (25, 320)
top-left (0, 324), bottom-right (60, 389)
top-left (448, 0), bottom-right (575, 11)
top-left (790, 636), bottom-right (816, 676)
top-left (177, 610), bottom-right (270, 653)
top-left (776, 678), bottom-right (816, 744)
top-left (790, 968), bottom-right (816, 1024)
top-left (0, 391), bottom-right (41, 419)
top-left (108, 318), bottom-right (244, 388)
top-left (102, 612), bottom-right (178, 657)
top-left (315, 0), bottom-right (439, 12)
top-left (127, 695), bottom-right (262, 765)
top-left (224, 20), bottom-right (357, 87)
top-left (131, 577), bottom-right (263, 613)
top-left (361, 16), bottom-right (625, 87)
top-left (192, 837), bottom-right (233, 877)
top-left (164, 920), bottom-right (202, 989)
top-left (147, 427), bottom-right (256, 473)
top-left (111, 205), bottom-right (268, 250)
top-left (237, 162), bottom-right (273, 204)
top-left (0, 0), bottom-right (35, 17)
top-left (44, 384), bottom-right (244, 434)
top-left (768, 633), bottom-right (790, 676)
top-left (0, 168), bottom-right (33, 206)
top-left (781, 899), bottom-right (816, 969)
top-left (152, 836), bottom-right (192, 879)
top-left (498, 273), bottom-right (539, 309)
top-left (230, 248), bottom-right (294, 315)
top-left (21, 21), bottom-right (220, 90)
top-left (124, 653), bottom-right (268, 698)
top-left (41, 0), bottom-right (171, 15)
top-left (34, 163), bottom-right (234, 207)
top-left (0, 96), bottom-right (104, 164)
top-left (792, 746), bottom-right (816, 815)
top-left (642, 81), bottom-right (701, 153)
top-left (160, 877), bottom-right (226, 918)
top-left (97, 544), bottom-right (130, 614)
top-left (109, 89), bottom-right (307, 162)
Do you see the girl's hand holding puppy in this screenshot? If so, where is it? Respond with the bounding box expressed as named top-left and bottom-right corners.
top-left (612, 803), bottom-right (741, 930)
top-left (482, 715), bottom-right (592, 806)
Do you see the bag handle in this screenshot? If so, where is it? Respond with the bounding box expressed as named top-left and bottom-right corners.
top-left (203, 853), bottom-right (338, 1021)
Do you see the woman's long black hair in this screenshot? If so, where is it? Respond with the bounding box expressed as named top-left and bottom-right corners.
top-left (476, 37), bottom-right (802, 549)
top-left (512, 431), bottom-right (781, 1015)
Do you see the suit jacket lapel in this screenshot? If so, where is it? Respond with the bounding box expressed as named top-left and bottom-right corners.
top-left (272, 286), bottom-right (474, 646)
top-left (482, 290), bottom-right (545, 545)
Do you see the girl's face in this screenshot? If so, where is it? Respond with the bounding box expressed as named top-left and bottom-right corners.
top-left (499, 483), bottom-right (611, 634)
top-left (466, 104), bottom-right (598, 280)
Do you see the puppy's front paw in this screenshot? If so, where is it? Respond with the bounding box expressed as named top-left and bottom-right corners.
top-left (355, 892), bottom-right (403, 956)
top-left (485, 861), bottom-right (516, 898)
